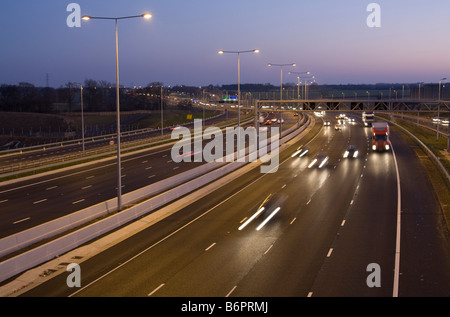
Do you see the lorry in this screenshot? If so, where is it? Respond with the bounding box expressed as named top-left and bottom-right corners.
top-left (371, 122), bottom-right (390, 151)
top-left (362, 111), bottom-right (375, 126)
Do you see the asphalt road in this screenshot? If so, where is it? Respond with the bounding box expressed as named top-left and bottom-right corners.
top-left (17, 112), bottom-right (450, 297)
top-left (0, 111), bottom-right (292, 238)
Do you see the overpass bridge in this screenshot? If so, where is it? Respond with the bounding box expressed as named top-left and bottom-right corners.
top-left (255, 98), bottom-right (450, 112)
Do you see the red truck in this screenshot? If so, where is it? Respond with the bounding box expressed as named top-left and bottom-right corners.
top-left (371, 122), bottom-right (390, 151)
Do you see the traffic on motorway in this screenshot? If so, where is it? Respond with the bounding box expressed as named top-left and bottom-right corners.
top-left (1, 110), bottom-right (449, 299)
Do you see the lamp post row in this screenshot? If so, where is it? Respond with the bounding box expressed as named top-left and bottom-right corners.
top-left (81, 11), bottom-right (314, 210)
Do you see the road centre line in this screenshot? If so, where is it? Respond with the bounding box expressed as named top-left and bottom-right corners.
top-left (205, 242), bottom-right (216, 251)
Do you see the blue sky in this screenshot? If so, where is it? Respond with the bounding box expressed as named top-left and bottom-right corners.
top-left (0, 0), bottom-right (449, 88)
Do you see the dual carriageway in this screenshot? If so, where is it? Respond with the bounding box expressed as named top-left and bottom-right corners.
top-left (1, 108), bottom-right (449, 297)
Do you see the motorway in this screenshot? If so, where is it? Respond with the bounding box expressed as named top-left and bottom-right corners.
top-left (0, 111), bottom-right (291, 238)
top-left (18, 112), bottom-right (450, 297)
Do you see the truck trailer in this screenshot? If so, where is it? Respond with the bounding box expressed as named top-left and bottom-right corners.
top-left (371, 122), bottom-right (390, 151)
top-left (362, 111), bottom-right (375, 127)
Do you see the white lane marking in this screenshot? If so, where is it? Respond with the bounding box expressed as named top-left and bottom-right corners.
top-left (145, 166), bottom-right (152, 170)
top-left (148, 283), bottom-right (165, 296)
top-left (72, 199), bottom-right (85, 204)
top-left (341, 220), bottom-right (346, 226)
top-left (306, 199), bottom-right (311, 205)
top-left (290, 217), bottom-right (296, 225)
top-left (226, 285), bottom-right (237, 297)
top-left (86, 176), bottom-right (95, 179)
top-left (33, 199), bottom-right (47, 204)
top-left (205, 242), bottom-right (216, 251)
top-left (307, 292), bottom-right (313, 297)
top-left (327, 248), bottom-right (333, 257)
top-left (81, 185), bottom-right (92, 190)
top-left (0, 199), bottom-right (8, 204)
top-left (391, 141), bottom-right (402, 298)
top-left (46, 186), bottom-right (58, 190)
top-left (264, 244), bottom-right (273, 255)
top-left (13, 217), bottom-right (30, 224)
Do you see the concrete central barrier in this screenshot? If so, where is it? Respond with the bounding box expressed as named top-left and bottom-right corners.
top-left (0, 115), bottom-right (313, 283)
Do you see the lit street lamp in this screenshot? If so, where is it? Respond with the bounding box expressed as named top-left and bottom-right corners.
top-left (82, 12), bottom-right (152, 211)
top-left (268, 63), bottom-right (296, 133)
top-left (438, 77), bottom-right (446, 101)
top-left (218, 49), bottom-right (259, 133)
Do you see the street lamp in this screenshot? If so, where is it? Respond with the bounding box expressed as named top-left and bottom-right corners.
top-left (268, 63), bottom-right (296, 132)
top-left (288, 71), bottom-right (310, 99)
top-left (82, 12), bottom-right (152, 211)
top-left (218, 49), bottom-right (259, 146)
top-left (437, 78), bottom-right (446, 140)
top-left (73, 83), bottom-right (85, 156)
top-left (438, 77), bottom-right (447, 101)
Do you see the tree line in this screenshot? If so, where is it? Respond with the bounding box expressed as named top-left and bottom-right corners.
top-left (0, 80), bottom-right (170, 113)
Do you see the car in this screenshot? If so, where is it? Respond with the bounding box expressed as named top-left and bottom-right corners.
top-left (432, 117), bottom-right (441, 123)
top-left (291, 145), bottom-right (309, 158)
top-left (308, 152), bottom-right (329, 168)
top-left (323, 120), bottom-right (331, 126)
top-left (343, 145), bottom-right (358, 158)
top-left (335, 124), bottom-right (342, 131)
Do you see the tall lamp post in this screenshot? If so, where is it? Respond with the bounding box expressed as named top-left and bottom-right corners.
top-left (437, 78), bottom-right (446, 140)
top-left (268, 63), bottom-right (296, 133)
top-left (218, 49), bottom-right (260, 132)
top-left (82, 13), bottom-right (152, 211)
top-left (438, 77), bottom-right (446, 102)
top-left (288, 71), bottom-right (310, 99)
top-left (74, 83), bottom-right (85, 156)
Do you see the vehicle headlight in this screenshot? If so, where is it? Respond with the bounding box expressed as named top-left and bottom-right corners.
top-left (353, 151), bottom-right (358, 158)
top-left (343, 151), bottom-right (349, 158)
top-left (319, 158), bottom-right (328, 168)
top-left (372, 145), bottom-right (376, 150)
top-left (308, 159), bottom-right (317, 168)
top-left (385, 144), bottom-right (390, 150)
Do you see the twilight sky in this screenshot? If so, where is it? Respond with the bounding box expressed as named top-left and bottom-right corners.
top-left (0, 0), bottom-right (449, 88)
